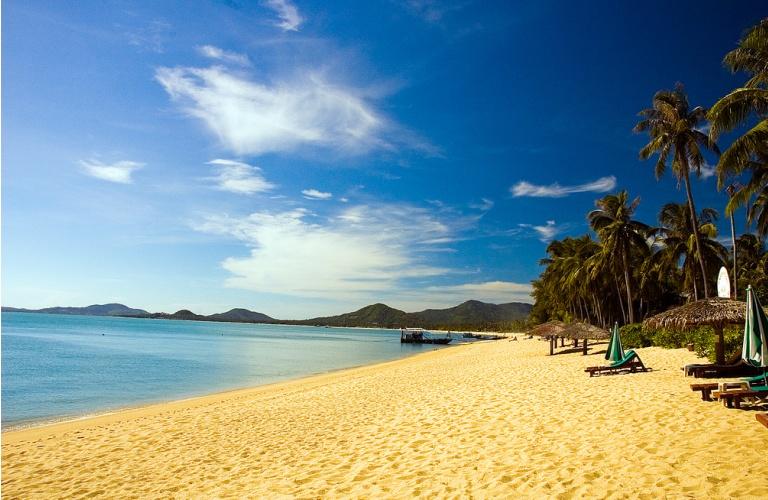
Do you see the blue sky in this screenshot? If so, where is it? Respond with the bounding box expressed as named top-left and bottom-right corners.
top-left (2, 1), bottom-right (765, 317)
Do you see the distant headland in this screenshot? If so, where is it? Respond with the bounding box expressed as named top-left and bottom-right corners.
top-left (2, 300), bottom-right (532, 332)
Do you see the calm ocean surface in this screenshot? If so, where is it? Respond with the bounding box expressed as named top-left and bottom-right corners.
top-left (2, 312), bottom-right (451, 427)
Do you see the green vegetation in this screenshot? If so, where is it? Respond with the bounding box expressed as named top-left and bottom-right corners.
top-left (620, 323), bottom-right (744, 363)
top-left (531, 17), bottom-right (768, 328)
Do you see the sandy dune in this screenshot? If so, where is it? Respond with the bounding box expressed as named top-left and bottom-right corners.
top-left (3, 338), bottom-right (767, 498)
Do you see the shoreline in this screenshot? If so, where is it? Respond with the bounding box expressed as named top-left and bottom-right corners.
top-left (2, 342), bottom-right (471, 443)
top-left (4, 338), bottom-right (766, 498)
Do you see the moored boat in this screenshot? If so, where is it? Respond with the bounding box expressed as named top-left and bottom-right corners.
top-left (400, 327), bottom-right (452, 344)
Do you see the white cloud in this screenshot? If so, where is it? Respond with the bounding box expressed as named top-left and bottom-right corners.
top-left (155, 65), bottom-right (391, 156)
top-left (302, 188), bottom-right (333, 200)
top-left (340, 197), bottom-right (349, 203)
top-left (519, 220), bottom-right (562, 242)
top-left (264, 0), bottom-right (303, 31)
top-left (511, 175), bottom-right (617, 198)
top-left (79, 160), bottom-right (143, 184)
top-left (469, 198), bottom-right (494, 211)
top-left (208, 159), bottom-right (274, 194)
top-left (192, 202), bottom-right (476, 300)
top-left (196, 45), bottom-right (250, 66)
top-left (697, 162), bottom-right (716, 180)
top-left (533, 220), bottom-right (560, 242)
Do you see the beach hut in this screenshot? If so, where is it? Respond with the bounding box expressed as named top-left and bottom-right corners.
top-left (558, 322), bottom-right (610, 355)
top-left (643, 298), bottom-right (746, 364)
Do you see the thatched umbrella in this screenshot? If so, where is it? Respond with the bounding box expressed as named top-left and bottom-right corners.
top-left (527, 321), bottom-right (567, 355)
top-left (528, 321), bottom-right (566, 337)
top-left (643, 298), bottom-right (746, 364)
top-left (560, 322), bottom-right (611, 341)
top-left (559, 322), bottom-right (610, 355)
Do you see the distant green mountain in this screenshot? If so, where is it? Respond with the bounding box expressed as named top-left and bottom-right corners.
top-left (409, 300), bottom-right (532, 327)
top-left (2, 303), bottom-right (149, 316)
top-left (289, 303), bottom-right (407, 328)
top-left (208, 308), bottom-right (274, 323)
top-left (144, 308), bottom-right (276, 323)
top-left (290, 300), bottom-right (531, 330)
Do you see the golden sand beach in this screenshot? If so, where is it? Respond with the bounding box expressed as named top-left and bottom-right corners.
top-left (2, 338), bottom-right (766, 498)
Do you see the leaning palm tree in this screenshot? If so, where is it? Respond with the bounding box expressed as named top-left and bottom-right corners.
top-left (588, 191), bottom-right (650, 323)
top-left (708, 18), bottom-right (768, 237)
top-left (634, 84), bottom-right (719, 298)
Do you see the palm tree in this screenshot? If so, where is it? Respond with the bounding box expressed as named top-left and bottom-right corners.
top-left (734, 233), bottom-right (768, 300)
top-left (708, 18), bottom-right (768, 237)
top-left (634, 84), bottom-right (719, 298)
top-left (588, 191), bottom-right (650, 323)
top-left (650, 203), bottom-right (728, 300)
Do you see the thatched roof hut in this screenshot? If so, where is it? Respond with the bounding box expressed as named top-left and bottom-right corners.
top-left (528, 320), bottom-right (566, 338)
top-left (642, 298), bottom-right (746, 364)
top-left (559, 322), bottom-right (610, 341)
top-left (643, 298), bottom-right (746, 331)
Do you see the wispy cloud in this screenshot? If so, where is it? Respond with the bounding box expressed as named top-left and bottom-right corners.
top-left (469, 198), bottom-right (494, 211)
top-left (401, 0), bottom-right (466, 23)
top-left (519, 220), bottom-right (562, 242)
top-left (302, 188), bottom-right (332, 200)
top-left (79, 160), bottom-right (143, 184)
top-left (697, 162), bottom-right (716, 180)
top-left (196, 45), bottom-right (250, 66)
top-left (511, 175), bottom-right (617, 198)
top-left (208, 159), bottom-right (274, 194)
top-left (127, 19), bottom-right (171, 53)
top-left (155, 65), bottom-right (409, 156)
top-left (263, 0), bottom-right (303, 31)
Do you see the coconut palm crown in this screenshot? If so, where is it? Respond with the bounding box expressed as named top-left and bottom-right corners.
top-left (708, 18), bottom-right (768, 236)
top-left (634, 83), bottom-right (720, 298)
top-left (588, 191), bottom-right (650, 323)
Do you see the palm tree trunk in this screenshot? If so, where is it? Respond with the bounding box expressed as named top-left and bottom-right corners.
top-left (614, 275), bottom-right (627, 324)
top-left (622, 244), bottom-right (634, 324)
top-left (681, 161), bottom-right (710, 298)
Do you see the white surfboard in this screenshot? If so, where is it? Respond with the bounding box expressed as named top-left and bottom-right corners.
top-left (717, 266), bottom-right (731, 299)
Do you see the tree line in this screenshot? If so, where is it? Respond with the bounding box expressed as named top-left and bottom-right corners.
top-left (530, 18), bottom-right (768, 327)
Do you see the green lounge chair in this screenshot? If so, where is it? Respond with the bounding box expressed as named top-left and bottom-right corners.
top-left (585, 350), bottom-right (649, 377)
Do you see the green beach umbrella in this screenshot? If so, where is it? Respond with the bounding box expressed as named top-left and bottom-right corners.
top-left (742, 286), bottom-right (768, 377)
top-left (605, 322), bottom-right (625, 363)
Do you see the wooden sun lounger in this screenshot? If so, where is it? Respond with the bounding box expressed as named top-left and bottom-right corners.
top-left (716, 389), bottom-right (764, 409)
top-left (683, 361), bottom-right (763, 379)
top-left (714, 385), bottom-right (768, 409)
top-left (690, 383), bottom-right (719, 401)
top-left (757, 413), bottom-right (768, 429)
top-left (585, 350), bottom-right (649, 377)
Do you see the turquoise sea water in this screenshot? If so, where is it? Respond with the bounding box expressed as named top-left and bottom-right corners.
top-left (1, 312), bottom-right (450, 427)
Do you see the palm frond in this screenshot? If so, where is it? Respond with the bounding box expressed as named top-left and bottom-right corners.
top-left (708, 87), bottom-right (768, 139)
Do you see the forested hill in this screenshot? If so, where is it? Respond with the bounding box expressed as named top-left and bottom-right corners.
top-left (2, 303), bottom-right (149, 316)
top-left (287, 300), bottom-right (532, 330)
